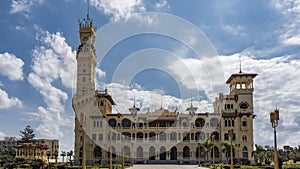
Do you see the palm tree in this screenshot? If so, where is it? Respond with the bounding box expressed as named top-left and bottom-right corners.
top-left (54, 151), bottom-right (58, 164)
top-left (67, 150), bottom-right (73, 165)
top-left (293, 145), bottom-right (300, 161)
top-left (252, 144), bottom-right (266, 164)
top-left (60, 151), bottom-right (66, 162)
top-left (46, 151), bottom-right (51, 166)
top-left (202, 138), bottom-right (214, 162)
top-left (221, 141), bottom-right (235, 163)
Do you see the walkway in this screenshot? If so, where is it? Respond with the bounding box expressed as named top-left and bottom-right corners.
top-left (127, 164), bottom-right (208, 169)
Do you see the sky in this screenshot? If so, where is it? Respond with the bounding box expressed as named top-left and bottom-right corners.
top-left (0, 0), bottom-right (300, 152)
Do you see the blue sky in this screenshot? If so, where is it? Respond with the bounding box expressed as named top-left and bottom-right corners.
top-left (0, 0), bottom-right (300, 152)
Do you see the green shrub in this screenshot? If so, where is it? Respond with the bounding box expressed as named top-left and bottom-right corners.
top-left (19, 163), bottom-right (30, 168)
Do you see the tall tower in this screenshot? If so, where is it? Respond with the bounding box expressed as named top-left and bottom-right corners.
top-left (76, 16), bottom-right (96, 96)
top-left (214, 69), bottom-right (257, 163)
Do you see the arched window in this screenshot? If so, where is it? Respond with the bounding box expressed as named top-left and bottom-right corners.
top-left (195, 118), bottom-right (205, 127)
top-left (183, 146), bottom-right (190, 159)
top-left (108, 119), bottom-right (116, 128)
top-left (242, 146), bottom-right (248, 158)
top-left (122, 132), bottom-right (131, 141)
top-left (212, 132), bottom-right (219, 141)
top-left (98, 133), bottom-right (103, 141)
top-left (210, 146), bottom-right (220, 158)
top-left (124, 146), bottom-right (130, 157)
top-left (183, 132), bottom-right (189, 142)
top-left (170, 132), bottom-right (177, 141)
top-left (196, 146), bottom-right (204, 158)
top-left (149, 132), bottom-right (156, 141)
top-left (94, 146), bottom-right (102, 158)
top-left (242, 135), bottom-right (247, 142)
top-left (149, 146), bottom-right (155, 160)
top-left (160, 146), bottom-right (166, 160)
top-left (92, 134), bottom-right (96, 141)
top-left (159, 133), bottom-right (166, 141)
top-left (136, 146), bottom-right (143, 158)
top-left (137, 132), bottom-right (143, 141)
top-left (107, 146), bottom-right (116, 159)
top-left (170, 147), bottom-right (177, 160)
top-left (122, 118), bottom-right (131, 128)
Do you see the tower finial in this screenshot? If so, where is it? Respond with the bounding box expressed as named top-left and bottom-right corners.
top-left (190, 95), bottom-right (193, 107)
top-left (239, 55), bottom-right (242, 73)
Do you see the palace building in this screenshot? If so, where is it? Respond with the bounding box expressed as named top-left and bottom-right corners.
top-left (72, 15), bottom-right (257, 165)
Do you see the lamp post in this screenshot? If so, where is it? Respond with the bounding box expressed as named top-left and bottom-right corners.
top-left (109, 130), bottom-right (112, 169)
top-left (235, 144), bottom-right (240, 164)
top-left (228, 129), bottom-right (234, 169)
top-left (212, 135), bottom-right (215, 169)
top-left (270, 109), bottom-right (279, 169)
top-left (122, 147), bottom-right (124, 169)
top-left (198, 143), bottom-right (201, 167)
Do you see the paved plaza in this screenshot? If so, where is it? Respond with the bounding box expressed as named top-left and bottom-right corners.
top-left (127, 164), bottom-right (208, 169)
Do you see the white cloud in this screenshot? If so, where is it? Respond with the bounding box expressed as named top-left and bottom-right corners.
top-left (283, 35), bottom-right (300, 45)
top-left (27, 27), bottom-right (75, 138)
top-left (0, 52), bottom-right (24, 81)
top-left (26, 107), bottom-right (72, 138)
top-left (90, 0), bottom-right (145, 21)
top-left (221, 24), bottom-right (246, 37)
top-left (271, 0), bottom-right (300, 46)
top-left (10, 0), bottom-right (44, 17)
top-left (0, 131), bottom-right (6, 138)
top-left (106, 82), bottom-right (212, 114)
top-left (219, 53), bottom-right (300, 147)
top-left (155, 0), bottom-right (169, 9)
top-left (0, 88), bottom-right (22, 109)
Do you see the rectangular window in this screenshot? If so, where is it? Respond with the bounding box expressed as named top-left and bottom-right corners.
top-left (99, 134), bottom-right (103, 141)
top-left (224, 133), bottom-right (229, 141)
top-left (97, 121), bottom-right (99, 127)
top-left (82, 77), bottom-right (86, 82)
top-left (92, 134), bottom-right (96, 141)
top-left (93, 121), bottom-right (96, 128)
top-left (242, 121), bottom-right (247, 126)
top-left (232, 120), bottom-right (234, 127)
top-left (100, 121), bottom-right (102, 127)
top-left (225, 120), bottom-right (227, 127)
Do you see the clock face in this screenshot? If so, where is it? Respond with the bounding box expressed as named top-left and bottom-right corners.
top-left (239, 102), bottom-right (249, 109)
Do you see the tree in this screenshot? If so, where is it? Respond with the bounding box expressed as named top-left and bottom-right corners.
top-left (31, 159), bottom-right (45, 169)
top-left (46, 151), bottom-right (51, 166)
top-left (54, 150), bottom-right (58, 164)
top-left (60, 151), bottom-right (66, 162)
top-left (293, 145), bottom-right (300, 161)
top-left (19, 125), bottom-right (35, 143)
top-left (252, 144), bottom-right (266, 164)
top-left (202, 138), bottom-right (214, 162)
top-left (221, 141), bottom-right (234, 163)
top-left (67, 150), bottom-right (73, 165)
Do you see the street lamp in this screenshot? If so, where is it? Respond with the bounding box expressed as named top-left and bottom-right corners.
top-left (212, 135), bottom-right (215, 169)
top-left (270, 109), bottom-right (279, 169)
top-left (198, 143), bottom-right (201, 167)
top-left (228, 129), bottom-right (234, 169)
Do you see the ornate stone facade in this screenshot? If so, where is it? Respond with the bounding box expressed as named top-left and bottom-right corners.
top-left (73, 16), bottom-right (257, 165)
